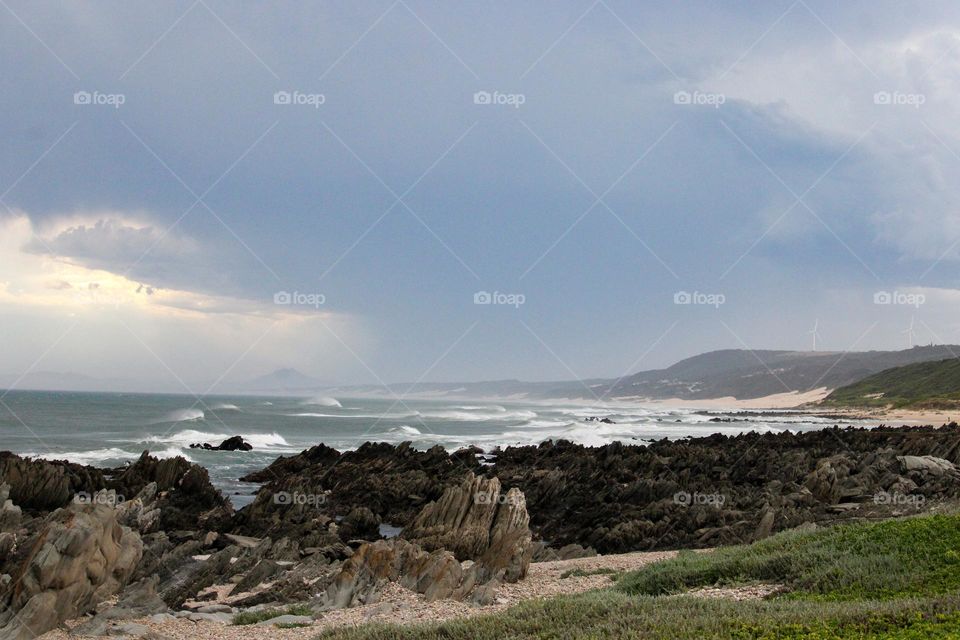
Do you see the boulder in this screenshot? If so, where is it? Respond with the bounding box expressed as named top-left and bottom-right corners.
top-left (0, 498), bottom-right (142, 640)
top-left (898, 455), bottom-right (956, 476)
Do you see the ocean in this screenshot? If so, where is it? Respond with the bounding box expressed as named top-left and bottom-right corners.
top-left (0, 390), bottom-right (864, 506)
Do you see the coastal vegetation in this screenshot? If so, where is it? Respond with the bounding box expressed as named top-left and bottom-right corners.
top-left (824, 358), bottom-right (960, 409)
top-left (319, 513), bottom-right (960, 639)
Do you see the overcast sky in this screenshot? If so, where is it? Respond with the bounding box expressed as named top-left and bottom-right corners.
top-left (3, 1), bottom-right (960, 391)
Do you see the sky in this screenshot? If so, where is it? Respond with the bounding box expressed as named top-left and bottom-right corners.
top-left (3, 0), bottom-right (960, 391)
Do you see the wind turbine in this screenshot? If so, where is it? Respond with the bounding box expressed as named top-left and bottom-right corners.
top-left (903, 316), bottom-right (917, 348)
top-left (808, 319), bottom-right (821, 351)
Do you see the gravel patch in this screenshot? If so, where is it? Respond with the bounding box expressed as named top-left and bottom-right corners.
top-left (43, 551), bottom-right (678, 639)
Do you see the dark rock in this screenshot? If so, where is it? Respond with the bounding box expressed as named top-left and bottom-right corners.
top-left (233, 442), bottom-right (481, 541)
top-left (190, 436), bottom-right (253, 451)
top-left (109, 452), bottom-right (233, 532)
top-left (0, 452), bottom-right (106, 513)
top-left (338, 507), bottom-right (380, 542)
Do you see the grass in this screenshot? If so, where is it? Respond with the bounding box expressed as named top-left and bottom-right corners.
top-left (232, 604), bottom-right (314, 625)
top-left (314, 513), bottom-right (960, 639)
top-left (618, 514), bottom-right (960, 601)
top-left (559, 566), bottom-right (620, 579)
top-left (823, 358), bottom-right (960, 409)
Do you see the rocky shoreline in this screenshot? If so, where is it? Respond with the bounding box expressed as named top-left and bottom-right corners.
top-left (3, 423), bottom-right (960, 638)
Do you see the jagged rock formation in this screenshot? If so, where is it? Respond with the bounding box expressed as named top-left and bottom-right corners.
top-left (0, 452), bottom-right (106, 513)
top-left (0, 496), bottom-right (142, 640)
top-left (234, 442), bottom-right (482, 540)
top-left (325, 473), bottom-right (533, 608)
top-left (232, 424), bottom-right (960, 555)
top-left (109, 452), bottom-right (234, 532)
top-left (489, 425), bottom-right (960, 552)
top-left (69, 575), bottom-right (168, 636)
top-left (325, 539), bottom-right (462, 607)
top-left (402, 472), bottom-right (532, 582)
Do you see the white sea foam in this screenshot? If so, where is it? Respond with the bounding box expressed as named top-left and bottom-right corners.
top-left (420, 409), bottom-right (537, 422)
top-left (302, 396), bottom-right (342, 407)
top-left (208, 403), bottom-right (240, 411)
top-left (161, 408), bottom-right (205, 423)
top-left (144, 429), bottom-right (290, 450)
top-left (243, 432), bottom-right (291, 448)
top-left (288, 412), bottom-right (420, 419)
top-left (28, 447), bottom-right (194, 465)
top-left (388, 425), bottom-right (422, 435)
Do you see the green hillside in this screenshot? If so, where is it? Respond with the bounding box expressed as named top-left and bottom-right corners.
top-left (823, 357), bottom-right (960, 409)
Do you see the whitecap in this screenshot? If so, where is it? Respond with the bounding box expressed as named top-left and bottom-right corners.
top-left (27, 448), bottom-right (140, 466)
top-left (388, 425), bottom-right (422, 436)
top-left (287, 411), bottom-right (420, 419)
top-left (159, 408), bottom-right (205, 423)
top-left (208, 403), bottom-right (240, 412)
top-left (420, 409), bottom-right (537, 422)
top-left (242, 432), bottom-right (291, 448)
top-left (302, 396), bottom-right (342, 407)
top-left (143, 429), bottom-right (290, 450)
